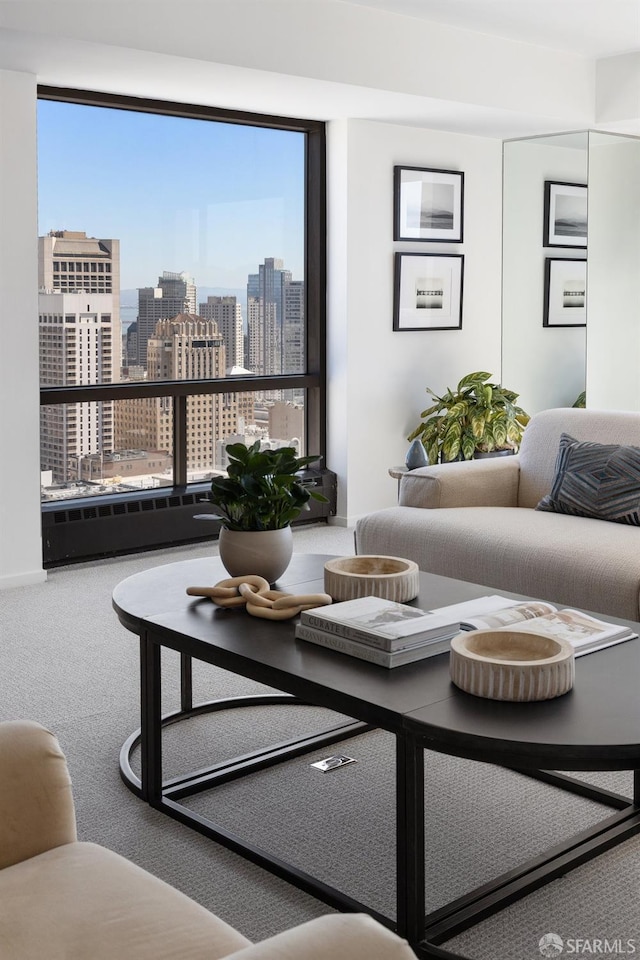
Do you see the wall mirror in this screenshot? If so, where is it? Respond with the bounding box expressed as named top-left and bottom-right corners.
top-left (502, 129), bottom-right (640, 416)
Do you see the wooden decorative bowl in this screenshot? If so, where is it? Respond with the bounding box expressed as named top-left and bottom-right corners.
top-left (324, 555), bottom-right (419, 603)
top-left (450, 629), bottom-right (575, 702)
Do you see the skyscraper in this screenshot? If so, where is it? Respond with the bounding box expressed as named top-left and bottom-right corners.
top-left (198, 295), bottom-right (244, 371)
top-left (135, 271), bottom-right (196, 367)
top-left (246, 257), bottom-right (291, 378)
top-left (38, 230), bottom-right (120, 299)
top-left (38, 231), bottom-right (121, 483)
top-left (116, 314), bottom-right (253, 474)
top-left (281, 278), bottom-right (305, 404)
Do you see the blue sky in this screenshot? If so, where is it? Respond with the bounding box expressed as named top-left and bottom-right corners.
top-left (37, 100), bottom-right (305, 292)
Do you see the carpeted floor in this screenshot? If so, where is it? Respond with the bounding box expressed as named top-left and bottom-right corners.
top-left (1, 522), bottom-right (639, 958)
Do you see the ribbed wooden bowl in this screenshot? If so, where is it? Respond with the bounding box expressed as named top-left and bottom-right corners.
top-left (450, 629), bottom-right (575, 702)
top-left (324, 555), bottom-right (419, 602)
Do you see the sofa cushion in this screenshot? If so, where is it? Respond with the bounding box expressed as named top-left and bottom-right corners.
top-left (537, 433), bottom-right (640, 526)
top-left (355, 505), bottom-right (640, 620)
top-left (0, 841), bottom-right (251, 960)
top-left (516, 408), bottom-right (640, 509)
top-left (0, 720), bottom-right (76, 870)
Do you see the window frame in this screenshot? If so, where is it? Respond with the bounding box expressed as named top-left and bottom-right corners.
top-left (38, 86), bottom-right (326, 508)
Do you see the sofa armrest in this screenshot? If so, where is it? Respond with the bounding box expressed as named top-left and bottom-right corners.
top-left (0, 720), bottom-right (77, 869)
top-left (399, 456), bottom-right (521, 509)
top-left (224, 914), bottom-right (417, 960)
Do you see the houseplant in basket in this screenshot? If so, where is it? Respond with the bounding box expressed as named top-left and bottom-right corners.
top-left (209, 441), bottom-right (328, 582)
top-left (407, 371), bottom-right (530, 465)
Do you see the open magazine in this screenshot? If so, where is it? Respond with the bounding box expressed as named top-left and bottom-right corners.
top-left (452, 598), bottom-right (638, 657)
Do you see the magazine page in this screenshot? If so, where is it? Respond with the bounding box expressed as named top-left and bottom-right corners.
top-left (462, 601), bottom-right (557, 631)
top-left (430, 595), bottom-right (522, 622)
top-left (504, 608), bottom-right (636, 649)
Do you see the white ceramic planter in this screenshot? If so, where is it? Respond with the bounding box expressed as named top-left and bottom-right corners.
top-left (218, 526), bottom-right (294, 584)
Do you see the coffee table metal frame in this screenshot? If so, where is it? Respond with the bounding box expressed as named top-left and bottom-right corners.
top-left (113, 556), bottom-right (640, 958)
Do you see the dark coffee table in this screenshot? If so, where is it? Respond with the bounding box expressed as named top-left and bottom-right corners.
top-left (113, 554), bottom-right (640, 957)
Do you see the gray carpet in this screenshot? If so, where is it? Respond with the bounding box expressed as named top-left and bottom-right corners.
top-left (1, 523), bottom-right (639, 958)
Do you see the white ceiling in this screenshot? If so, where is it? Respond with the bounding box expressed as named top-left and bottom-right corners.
top-left (340, 0), bottom-right (640, 58)
top-left (0, 0), bottom-right (638, 138)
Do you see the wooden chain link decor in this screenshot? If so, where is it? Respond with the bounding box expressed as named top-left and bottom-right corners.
top-left (186, 575), bottom-right (332, 620)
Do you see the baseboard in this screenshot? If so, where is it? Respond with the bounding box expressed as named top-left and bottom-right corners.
top-left (327, 515), bottom-right (349, 527)
top-left (0, 569), bottom-right (48, 590)
top-left (330, 513), bottom-right (369, 527)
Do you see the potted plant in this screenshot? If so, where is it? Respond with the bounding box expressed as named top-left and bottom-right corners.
top-left (407, 371), bottom-right (530, 465)
top-left (209, 441), bottom-right (328, 582)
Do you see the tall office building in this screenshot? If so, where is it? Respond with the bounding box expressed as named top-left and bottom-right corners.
top-left (198, 296), bottom-right (244, 370)
top-left (38, 231), bottom-right (120, 299)
top-left (38, 232), bottom-right (121, 483)
top-left (246, 257), bottom-right (292, 379)
top-left (116, 315), bottom-right (254, 474)
top-left (246, 295), bottom-right (262, 374)
top-left (247, 298), bottom-right (279, 377)
top-left (282, 279), bottom-right (305, 405)
top-left (135, 271), bottom-right (196, 367)
top-left (39, 292), bottom-right (118, 483)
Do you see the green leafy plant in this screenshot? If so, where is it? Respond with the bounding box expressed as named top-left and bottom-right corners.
top-left (209, 441), bottom-right (328, 531)
top-left (572, 390), bottom-right (586, 408)
top-left (407, 371), bottom-right (530, 465)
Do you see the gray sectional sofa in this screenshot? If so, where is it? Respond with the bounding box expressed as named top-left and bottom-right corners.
top-left (356, 408), bottom-right (640, 621)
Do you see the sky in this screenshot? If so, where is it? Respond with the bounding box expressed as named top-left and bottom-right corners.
top-left (37, 99), bottom-right (305, 293)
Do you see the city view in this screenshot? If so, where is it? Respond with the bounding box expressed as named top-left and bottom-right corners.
top-left (37, 99), bottom-right (307, 502)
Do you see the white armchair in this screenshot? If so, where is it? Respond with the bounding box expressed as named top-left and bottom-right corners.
top-left (0, 720), bottom-right (418, 960)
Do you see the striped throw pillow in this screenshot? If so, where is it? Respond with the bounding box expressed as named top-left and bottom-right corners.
top-left (536, 433), bottom-right (640, 526)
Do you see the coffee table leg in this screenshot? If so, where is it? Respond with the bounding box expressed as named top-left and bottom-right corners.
top-left (396, 731), bottom-right (425, 945)
top-left (180, 653), bottom-right (193, 712)
top-left (140, 632), bottom-right (163, 805)
top-left (634, 770), bottom-right (640, 806)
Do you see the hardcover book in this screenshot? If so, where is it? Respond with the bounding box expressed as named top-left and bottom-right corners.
top-left (300, 595), bottom-right (467, 652)
top-left (294, 623), bottom-right (456, 667)
top-left (301, 594), bottom-right (637, 659)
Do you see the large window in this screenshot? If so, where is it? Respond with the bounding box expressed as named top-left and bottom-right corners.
top-left (37, 89), bottom-right (326, 555)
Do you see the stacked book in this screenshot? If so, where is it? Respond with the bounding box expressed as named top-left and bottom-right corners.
top-left (295, 594), bottom-right (639, 668)
top-left (295, 595), bottom-right (463, 667)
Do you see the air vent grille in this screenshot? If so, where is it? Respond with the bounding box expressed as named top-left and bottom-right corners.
top-left (41, 471), bottom-right (336, 567)
top-left (47, 488), bottom-right (204, 525)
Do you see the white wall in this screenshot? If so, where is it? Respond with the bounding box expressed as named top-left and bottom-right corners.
top-left (0, 70), bottom-right (45, 587)
top-left (502, 138), bottom-right (588, 415)
top-left (596, 52), bottom-right (640, 134)
top-left (587, 134), bottom-right (640, 410)
top-left (327, 119), bottom-right (503, 525)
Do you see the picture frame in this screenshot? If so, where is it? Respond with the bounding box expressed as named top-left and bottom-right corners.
top-left (393, 252), bottom-right (464, 331)
top-left (543, 180), bottom-right (588, 248)
top-left (394, 166), bottom-right (464, 242)
top-left (543, 257), bottom-right (587, 327)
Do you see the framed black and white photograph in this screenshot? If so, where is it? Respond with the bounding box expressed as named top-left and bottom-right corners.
top-left (543, 257), bottom-right (587, 327)
top-left (394, 166), bottom-right (464, 242)
top-left (393, 252), bottom-right (464, 331)
top-left (543, 180), bottom-right (588, 248)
